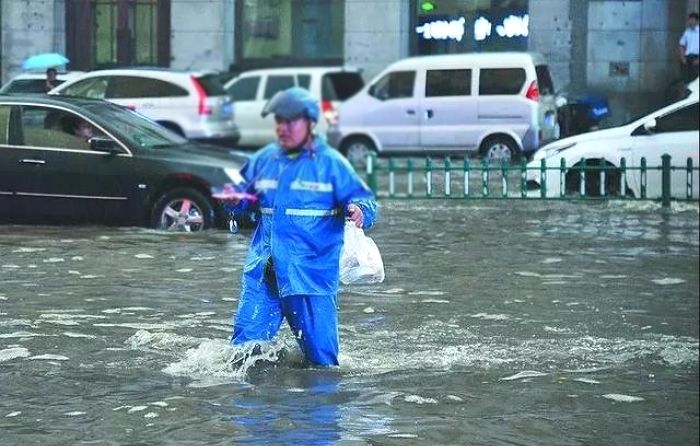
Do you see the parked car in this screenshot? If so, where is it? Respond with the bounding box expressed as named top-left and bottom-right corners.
top-left (0, 95), bottom-right (247, 231)
top-left (327, 52), bottom-right (559, 165)
top-left (49, 68), bottom-right (239, 146)
top-left (224, 66), bottom-right (364, 148)
top-left (0, 71), bottom-right (85, 94)
top-left (526, 91), bottom-right (699, 199)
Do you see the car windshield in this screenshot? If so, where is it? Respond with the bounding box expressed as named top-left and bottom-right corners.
top-left (84, 102), bottom-right (188, 148)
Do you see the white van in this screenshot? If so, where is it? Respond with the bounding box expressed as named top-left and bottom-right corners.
top-left (224, 66), bottom-right (365, 148)
top-left (328, 52), bottom-right (558, 163)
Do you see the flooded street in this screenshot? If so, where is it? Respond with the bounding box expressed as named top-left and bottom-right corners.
top-left (1, 200), bottom-right (698, 445)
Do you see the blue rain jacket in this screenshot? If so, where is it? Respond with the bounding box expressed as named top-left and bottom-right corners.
top-left (236, 136), bottom-right (377, 297)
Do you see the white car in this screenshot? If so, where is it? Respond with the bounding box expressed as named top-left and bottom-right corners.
top-left (224, 66), bottom-right (364, 148)
top-left (0, 71), bottom-right (85, 94)
top-left (527, 91), bottom-right (699, 199)
top-left (50, 68), bottom-right (239, 145)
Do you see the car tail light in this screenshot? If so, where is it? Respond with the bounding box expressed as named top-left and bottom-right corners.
top-left (191, 76), bottom-right (213, 115)
top-left (321, 99), bottom-right (339, 126)
top-left (525, 81), bottom-right (540, 102)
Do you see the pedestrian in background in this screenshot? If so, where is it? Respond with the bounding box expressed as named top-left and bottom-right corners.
top-left (45, 68), bottom-right (58, 92)
top-left (679, 12), bottom-right (699, 83)
top-left (228, 87), bottom-right (377, 367)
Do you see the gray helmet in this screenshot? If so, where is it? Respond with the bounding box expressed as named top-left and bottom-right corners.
top-left (261, 87), bottom-right (320, 122)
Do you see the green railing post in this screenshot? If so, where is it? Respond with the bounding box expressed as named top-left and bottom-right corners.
top-left (661, 154), bottom-right (671, 207)
top-left (501, 160), bottom-right (508, 198)
top-left (540, 158), bottom-right (547, 198)
top-left (388, 157), bottom-right (396, 198)
top-left (641, 157), bottom-right (647, 199)
top-left (445, 156), bottom-right (452, 197)
top-left (481, 158), bottom-right (489, 197)
top-left (464, 158), bottom-right (470, 197)
top-left (687, 157), bottom-right (693, 200)
top-left (366, 151), bottom-right (376, 193)
top-left (559, 158), bottom-right (566, 198)
top-left (520, 158), bottom-right (527, 198)
top-left (407, 158), bottom-right (414, 198)
top-left (579, 158), bottom-right (587, 197)
top-left (425, 157), bottom-right (433, 197)
top-left (619, 157), bottom-right (627, 199)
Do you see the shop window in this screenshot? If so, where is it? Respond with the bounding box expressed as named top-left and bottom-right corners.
top-left (236, 0), bottom-right (344, 66)
top-left (412, 0), bottom-right (529, 55)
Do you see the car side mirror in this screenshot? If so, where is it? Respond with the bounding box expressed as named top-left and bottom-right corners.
top-left (643, 119), bottom-right (657, 134)
top-left (90, 137), bottom-right (123, 154)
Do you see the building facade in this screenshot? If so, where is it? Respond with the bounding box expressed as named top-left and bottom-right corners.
top-left (1, 0), bottom-right (698, 124)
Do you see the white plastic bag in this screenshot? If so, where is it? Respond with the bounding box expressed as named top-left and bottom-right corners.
top-left (339, 222), bottom-right (385, 285)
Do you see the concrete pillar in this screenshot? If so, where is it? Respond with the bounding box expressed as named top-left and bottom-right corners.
top-left (344, 0), bottom-right (410, 82)
top-left (170, 0), bottom-right (232, 71)
top-left (527, 0), bottom-right (573, 94)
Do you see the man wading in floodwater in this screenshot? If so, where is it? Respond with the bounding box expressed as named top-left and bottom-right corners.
top-left (225, 87), bottom-right (377, 366)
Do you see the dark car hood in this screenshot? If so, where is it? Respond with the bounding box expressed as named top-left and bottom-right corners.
top-left (137, 141), bottom-right (249, 169)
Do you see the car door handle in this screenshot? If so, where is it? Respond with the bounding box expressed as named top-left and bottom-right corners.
top-left (20, 159), bottom-right (45, 165)
top-left (406, 109), bottom-right (416, 115)
top-left (426, 109), bottom-right (434, 119)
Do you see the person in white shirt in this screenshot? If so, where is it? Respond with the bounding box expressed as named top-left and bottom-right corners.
top-left (679, 12), bottom-right (699, 83)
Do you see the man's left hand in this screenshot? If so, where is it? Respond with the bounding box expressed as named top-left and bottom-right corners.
top-left (347, 204), bottom-right (364, 228)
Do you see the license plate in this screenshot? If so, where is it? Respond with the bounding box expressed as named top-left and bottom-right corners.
top-left (222, 102), bottom-right (233, 118)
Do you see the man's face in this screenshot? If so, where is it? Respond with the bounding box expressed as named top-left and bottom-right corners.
top-left (275, 115), bottom-right (309, 149)
top-left (689, 17), bottom-right (698, 28)
top-left (47, 70), bottom-right (57, 81)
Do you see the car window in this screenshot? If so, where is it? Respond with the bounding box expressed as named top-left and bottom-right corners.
top-left (535, 65), bottom-right (555, 95)
top-left (369, 71), bottom-right (415, 101)
top-left (106, 76), bottom-right (188, 99)
top-left (264, 75), bottom-right (296, 100)
top-left (426, 69), bottom-right (471, 97)
top-left (194, 74), bottom-right (226, 96)
top-left (479, 68), bottom-right (526, 95)
top-left (18, 106), bottom-right (107, 151)
top-left (322, 72), bottom-right (364, 101)
top-left (0, 105), bottom-right (10, 144)
top-left (1, 79), bottom-right (65, 94)
top-left (297, 74), bottom-right (311, 90)
top-left (228, 76), bottom-right (260, 101)
top-left (655, 103), bottom-right (699, 133)
top-left (61, 77), bottom-right (109, 99)
top-left (83, 102), bottom-right (188, 148)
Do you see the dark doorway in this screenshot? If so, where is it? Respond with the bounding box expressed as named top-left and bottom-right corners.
top-left (66, 0), bottom-right (170, 71)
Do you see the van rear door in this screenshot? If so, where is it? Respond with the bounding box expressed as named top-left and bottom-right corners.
top-left (419, 68), bottom-right (479, 152)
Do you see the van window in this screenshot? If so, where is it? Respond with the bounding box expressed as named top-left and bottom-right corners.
top-left (297, 74), bottom-right (311, 89)
top-left (426, 69), bottom-right (471, 97)
top-left (479, 68), bottom-right (526, 95)
top-left (322, 72), bottom-right (365, 101)
top-left (369, 71), bottom-right (415, 101)
top-left (228, 77), bottom-right (259, 101)
top-left (264, 75), bottom-right (295, 99)
top-left (535, 65), bottom-right (555, 95)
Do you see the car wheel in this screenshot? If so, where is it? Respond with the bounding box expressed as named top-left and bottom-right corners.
top-left (341, 137), bottom-right (376, 170)
top-left (151, 187), bottom-right (214, 232)
top-left (565, 161), bottom-right (622, 197)
top-left (479, 136), bottom-right (519, 163)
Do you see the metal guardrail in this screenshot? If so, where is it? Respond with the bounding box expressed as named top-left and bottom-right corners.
top-left (357, 153), bottom-right (699, 207)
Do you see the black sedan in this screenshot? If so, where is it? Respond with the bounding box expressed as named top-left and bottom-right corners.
top-left (0, 95), bottom-right (246, 231)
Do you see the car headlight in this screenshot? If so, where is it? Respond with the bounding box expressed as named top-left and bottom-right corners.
top-left (223, 167), bottom-right (244, 185)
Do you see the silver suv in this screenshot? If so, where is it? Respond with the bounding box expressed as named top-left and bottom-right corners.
top-left (50, 68), bottom-right (239, 146)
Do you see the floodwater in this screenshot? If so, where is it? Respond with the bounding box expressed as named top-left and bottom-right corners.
top-left (1, 200), bottom-right (698, 446)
